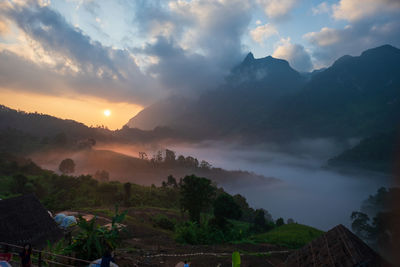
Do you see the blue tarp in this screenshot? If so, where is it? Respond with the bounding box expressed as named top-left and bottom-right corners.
top-left (54, 213), bottom-right (66, 224)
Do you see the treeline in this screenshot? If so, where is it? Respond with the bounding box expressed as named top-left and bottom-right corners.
top-left (139, 149), bottom-right (212, 170)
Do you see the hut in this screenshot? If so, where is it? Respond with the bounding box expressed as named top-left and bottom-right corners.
top-left (285, 224), bottom-right (390, 267)
top-left (0, 194), bottom-right (63, 248)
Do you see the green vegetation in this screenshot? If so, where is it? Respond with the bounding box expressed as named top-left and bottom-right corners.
top-left (250, 223), bottom-right (323, 249)
top-left (66, 207), bottom-right (127, 260)
top-left (0, 153), bottom-right (325, 255)
top-left (180, 175), bottom-right (216, 223)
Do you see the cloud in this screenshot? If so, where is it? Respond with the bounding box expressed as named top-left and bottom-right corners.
top-left (304, 19), bottom-right (400, 66)
top-left (0, 20), bottom-right (9, 36)
top-left (312, 2), bottom-right (330, 15)
top-left (257, 0), bottom-right (297, 20)
top-left (0, 1), bottom-right (160, 104)
top-left (250, 23), bottom-right (278, 44)
top-left (304, 27), bottom-right (341, 47)
top-left (129, 0), bottom-right (254, 93)
top-left (272, 38), bottom-right (313, 72)
top-left (332, 0), bottom-right (400, 21)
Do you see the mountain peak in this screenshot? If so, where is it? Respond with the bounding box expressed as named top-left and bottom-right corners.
top-left (243, 52), bottom-right (255, 63)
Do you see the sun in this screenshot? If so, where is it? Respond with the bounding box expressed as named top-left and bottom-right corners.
top-left (103, 109), bottom-right (111, 117)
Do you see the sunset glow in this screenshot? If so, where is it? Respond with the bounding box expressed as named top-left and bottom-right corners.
top-left (0, 89), bottom-right (142, 130)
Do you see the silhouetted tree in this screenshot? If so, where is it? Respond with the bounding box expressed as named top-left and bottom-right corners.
top-left (200, 160), bottom-right (212, 170)
top-left (177, 155), bottom-right (185, 165)
top-left (180, 175), bottom-right (216, 223)
top-left (185, 156), bottom-right (199, 168)
top-left (59, 158), bottom-right (75, 174)
top-left (351, 211), bottom-right (371, 239)
top-left (138, 152), bottom-right (148, 160)
top-left (254, 209), bottom-right (267, 229)
top-left (276, 217), bottom-right (285, 227)
top-left (165, 149), bottom-right (176, 164)
top-left (167, 175), bottom-right (178, 188)
top-left (213, 193), bottom-right (242, 220)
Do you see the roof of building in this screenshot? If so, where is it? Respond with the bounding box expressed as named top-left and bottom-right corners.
top-left (285, 224), bottom-right (390, 267)
top-left (0, 194), bottom-right (63, 248)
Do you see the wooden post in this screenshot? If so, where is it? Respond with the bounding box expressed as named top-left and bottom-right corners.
top-left (38, 251), bottom-right (42, 267)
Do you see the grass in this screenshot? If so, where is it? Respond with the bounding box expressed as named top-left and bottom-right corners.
top-left (250, 223), bottom-right (324, 249)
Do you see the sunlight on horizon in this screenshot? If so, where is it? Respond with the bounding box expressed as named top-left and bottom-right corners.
top-left (0, 89), bottom-right (142, 130)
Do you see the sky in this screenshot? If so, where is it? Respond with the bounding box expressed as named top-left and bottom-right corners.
top-left (0, 0), bottom-right (399, 129)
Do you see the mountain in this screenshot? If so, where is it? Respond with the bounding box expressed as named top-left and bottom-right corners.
top-left (128, 53), bottom-right (307, 140)
top-left (126, 45), bottom-right (400, 142)
top-left (269, 44), bottom-right (400, 139)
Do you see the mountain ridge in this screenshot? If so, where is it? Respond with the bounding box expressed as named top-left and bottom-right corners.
top-left (127, 44), bottom-right (400, 142)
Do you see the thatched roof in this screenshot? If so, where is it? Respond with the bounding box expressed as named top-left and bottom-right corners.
top-left (285, 224), bottom-right (390, 267)
top-left (0, 194), bottom-right (62, 248)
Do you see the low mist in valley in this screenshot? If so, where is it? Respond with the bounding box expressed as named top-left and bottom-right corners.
top-left (168, 139), bottom-right (391, 230)
top-left (29, 138), bottom-right (391, 231)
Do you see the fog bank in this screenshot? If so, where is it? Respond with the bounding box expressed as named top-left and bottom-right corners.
top-left (168, 139), bottom-right (390, 230)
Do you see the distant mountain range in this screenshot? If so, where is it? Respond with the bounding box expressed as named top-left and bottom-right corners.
top-left (127, 44), bottom-right (400, 143)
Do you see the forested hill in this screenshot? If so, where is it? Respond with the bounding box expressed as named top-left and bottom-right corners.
top-left (328, 132), bottom-right (400, 173)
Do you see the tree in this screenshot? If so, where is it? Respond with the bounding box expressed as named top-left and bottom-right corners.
top-left (254, 209), bottom-right (267, 229)
top-left (167, 175), bottom-right (178, 188)
top-left (138, 152), bottom-right (148, 160)
top-left (59, 158), bottom-right (75, 174)
top-left (177, 155), bottom-right (185, 165)
top-left (185, 156), bottom-right (199, 168)
top-left (165, 149), bottom-right (176, 164)
top-left (180, 175), bottom-right (216, 223)
top-left (351, 211), bottom-right (372, 240)
top-left (200, 160), bottom-right (212, 170)
top-left (213, 193), bottom-right (242, 220)
top-left (276, 217), bottom-right (285, 227)
top-left (287, 218), bottom-right (295, 224)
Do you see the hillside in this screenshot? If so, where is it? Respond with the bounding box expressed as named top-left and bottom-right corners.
top-left (328, 132), bottom-right (400, 173)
